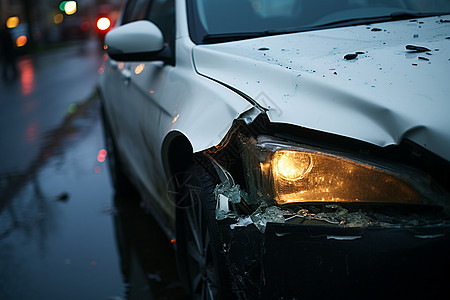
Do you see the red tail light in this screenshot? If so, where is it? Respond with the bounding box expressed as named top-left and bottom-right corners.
top-left (96, 17), bottom-right (111, 31)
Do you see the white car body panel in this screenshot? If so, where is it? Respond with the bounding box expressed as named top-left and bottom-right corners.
top-left (99, 33), bottom-right (252, 223)
top-left (98, 0), bottom-right (450, 230)
top-left (193, 16), bottom-right (450, 161)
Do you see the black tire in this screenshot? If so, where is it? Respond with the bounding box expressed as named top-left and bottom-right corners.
top-left (100, 103), bottom-right (135, 194)
top-left (175, 162), bottom-right (232, 300)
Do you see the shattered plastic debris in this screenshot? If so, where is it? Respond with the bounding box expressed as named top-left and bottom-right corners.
top-left (216, 194), bottom-right (231, 220)
top-left (326, 235), bottom-right (362, 241)
top-left (215, 181), bottom-right (248, 220)
top-left (227, 206), bottom-right (288, 232)
top-left (294, 205), bottom-right (374, 227)
top-left (215, 181), bottom-right (248, 204)
top-left (251, 206), bottom-right (286, 233)
top-left (414, 234), bottom-right (445, 239)
top-left (282, 205), bottom-right (373, 227)
top-left (230, 216), bottom-right (253, 229)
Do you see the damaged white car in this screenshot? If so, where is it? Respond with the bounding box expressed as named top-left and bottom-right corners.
top-left (98, 0), bottom-right (450, 298)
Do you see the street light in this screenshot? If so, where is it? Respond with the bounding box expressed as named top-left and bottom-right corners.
top-left (65, 1), bottom-right (77, 15)
top-left (59, 1), bottom-right (77, 15)
top-left (6, 16), bottom-right (19, 29)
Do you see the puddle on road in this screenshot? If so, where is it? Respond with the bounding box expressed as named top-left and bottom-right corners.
top-left (0, 96), bottom-right (184, 299)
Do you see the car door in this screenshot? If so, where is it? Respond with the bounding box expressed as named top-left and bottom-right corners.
top-left (101, 0), bottom-right (151, 148)
top-left (112, 0), bottom-right (176, 214)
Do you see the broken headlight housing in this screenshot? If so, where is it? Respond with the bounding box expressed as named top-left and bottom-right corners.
top-left (241, 135), bottom-right (447, 207)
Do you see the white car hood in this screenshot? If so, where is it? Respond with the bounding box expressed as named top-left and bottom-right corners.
top-left (193, 16), bottom-right (450, 161)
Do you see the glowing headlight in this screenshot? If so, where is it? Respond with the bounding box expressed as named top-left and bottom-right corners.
top-left (272, 150), bottom-right (313, 181)
top-left (270, 149), bottom-right (421, 205)
top-left (240, 135), bottom-right (442, 207)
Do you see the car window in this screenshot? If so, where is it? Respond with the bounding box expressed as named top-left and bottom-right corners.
top-left (189, 0), bottom-right (450, 43)
top-left (148, 0), bottom-right (175, 50)
top-left (122, 0), bottom-right (151, 24)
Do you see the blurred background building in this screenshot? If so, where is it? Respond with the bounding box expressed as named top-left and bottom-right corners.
top-left (0, 0), bottom-right (122, 52)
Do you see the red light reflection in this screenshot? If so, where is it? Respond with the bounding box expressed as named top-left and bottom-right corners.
top-left (25, 122), bottom-right (38, 142)
top-left (98, 65), bottom-right (105, 75)
top-left (18, 58), bottom-right (35, 96)
top-left (97, 149), bottom-right (107, 162)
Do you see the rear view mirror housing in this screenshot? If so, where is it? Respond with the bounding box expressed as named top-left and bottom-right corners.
top-left (105, 20), bottom-right (170, 62)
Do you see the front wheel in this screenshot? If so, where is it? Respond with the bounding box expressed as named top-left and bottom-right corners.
top-left (175, 162), bottom-right (232, 299)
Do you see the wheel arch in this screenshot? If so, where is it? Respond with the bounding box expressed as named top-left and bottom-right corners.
top-left (161, 130), bottom-right (194, 180)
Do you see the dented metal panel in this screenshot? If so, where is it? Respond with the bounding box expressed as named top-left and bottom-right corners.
top-left (193, 16), bottom-right (450, 161)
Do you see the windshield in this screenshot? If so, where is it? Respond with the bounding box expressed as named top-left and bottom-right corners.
top-left (188, 0), bottom-right (450, 43)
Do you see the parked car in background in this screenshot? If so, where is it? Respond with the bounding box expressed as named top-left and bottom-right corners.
top-left (98, 0), bottom-right (450, 298)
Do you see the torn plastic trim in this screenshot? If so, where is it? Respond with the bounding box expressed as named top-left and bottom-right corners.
top-left (238, 106), bottom-right (263, 125)
top-left (213, 168), bottom-right (450, 232)
top-left (220, 200), bottom-right (450, 234)
top-left (206, 154), bottom-right (235, 186)
top-left (214, 180), bottom-right (249, 221)
top-left (326, 235), bottom-right (362, 241)
top-left (208, 122), bottom-right (450, 234)
top-left (214, 179), bottom-right (285, 233)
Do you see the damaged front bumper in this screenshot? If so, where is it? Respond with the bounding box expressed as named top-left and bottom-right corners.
top-left (249, 222), bottom-right (449, 298)
top-left (215, 200), bottom-right (450, 298)
top-left (207, 118), bottom-right (450, 298)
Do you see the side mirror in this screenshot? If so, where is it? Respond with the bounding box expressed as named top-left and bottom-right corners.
top-left (105, 20), bottom-right (169, 62)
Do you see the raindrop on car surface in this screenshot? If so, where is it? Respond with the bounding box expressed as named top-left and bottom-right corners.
top-left (406, 45), bottom-right (431, 52)
top-left (258, 47), bottom-right (270, 51)
top-left (344, 53), bottom-right (358, 60)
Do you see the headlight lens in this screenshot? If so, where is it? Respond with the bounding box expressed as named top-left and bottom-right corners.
top-left (271, 149), bottom-right (421, 204)
top-left (240, 135), bottom-right (444, 207)
top-left (272, 150), bottom-right (313, 181)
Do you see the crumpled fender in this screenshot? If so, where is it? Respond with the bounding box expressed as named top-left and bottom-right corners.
top-left (153, 38), bottom-right (253, 154)
top-left (192, 16), bottom-right (450, 161)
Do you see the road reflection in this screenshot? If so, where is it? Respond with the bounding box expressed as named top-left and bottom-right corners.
top-left (0, 91), bottom-right (187, 299)
top-left (112, 192), bottom-right (186, 299)
top-left (18, 57), bottom-right (35, 96)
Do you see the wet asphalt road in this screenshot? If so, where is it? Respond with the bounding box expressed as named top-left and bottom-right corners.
top-left (0, 40), bottom-right (183, 299)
